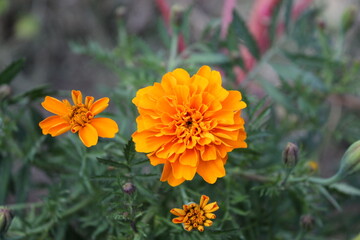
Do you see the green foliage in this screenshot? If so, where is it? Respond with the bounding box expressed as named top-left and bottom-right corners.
top-left (1, 2), bottom-right (360, 240)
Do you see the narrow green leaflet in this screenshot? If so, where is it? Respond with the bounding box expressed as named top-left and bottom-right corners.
top-left (0, 58), bottom-right (25, 85)
top-left (330, 182), bottom-right (360, 196)
top-left (231, 11), bottom-right (260, 60)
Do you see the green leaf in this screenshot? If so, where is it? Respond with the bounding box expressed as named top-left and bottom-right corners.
top-left (317, 185), bottom-right (342, 211)
top-left (284, 0), bottom-right (294, 33)
top-left (183, 53), bottom-right (230, 65)
top-left (231, 11), bottom-right (260, 60)
top-left (330, 182), bottom-right (360, 196)
top-left (269, 0), bottom-right (283, 44)
top-left (0, 58), bottom-right (25, 85)
top-left (257, 76), bottom-right (292, 111)
top-left (123, 139), bottom-right (135, 163)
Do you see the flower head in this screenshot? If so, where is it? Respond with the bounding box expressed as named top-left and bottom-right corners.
top-left (132, 66), bottom-right (247, 186)
top-left (170, 195), bottom-right (219, 232)
top-left (39, 90), bottom-right (119, 147)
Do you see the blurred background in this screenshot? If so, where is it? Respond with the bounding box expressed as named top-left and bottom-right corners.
top-left (0, 0), bottom-right (359, 94)
top-left (1, 0), bottom-right (360, 239)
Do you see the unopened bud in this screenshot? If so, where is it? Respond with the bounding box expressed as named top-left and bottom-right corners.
top-left (283, 142), bottom-right (299, 168)
top-left (300, 214), bottom-right (315, 231)
top-left (122, 182), bottom-right (136, 194)
top-left (0, 85), bottom-right (11, 99)
top-left (171, 4), bottom-right (185, 28)
top-left (341, 7), bottom-right (357, 33)
top-left (336, 140), bottom-right (360, 179)
top-left (0, 207), bottom-right (13, 235)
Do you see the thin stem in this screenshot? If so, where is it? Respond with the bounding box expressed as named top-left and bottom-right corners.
top-left (281, 168), bottom-right (294, 186)
top-left (167, 33), bottom-right (178, 71)
top-left (179, 186), bottom-right (189, 203)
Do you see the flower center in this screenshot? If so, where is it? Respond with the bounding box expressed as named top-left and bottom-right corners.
top-left (175, 109), bottom-right (203, 137)
top-left (183, 203), bottom-right (207, 231)
top-left (68, 104), bottom-right (94, 132)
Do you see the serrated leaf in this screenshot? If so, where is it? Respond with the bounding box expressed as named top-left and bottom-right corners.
top-left (0, 58), bottom-right (25, 84)
top-left (123, 139), bottom-right (135, 163)
top-left (330, 182), bottom-right (360, 196)
top-left (231, 11), bottom-right (260, 60)
top-left (97, 157), bottom-right (130, 170)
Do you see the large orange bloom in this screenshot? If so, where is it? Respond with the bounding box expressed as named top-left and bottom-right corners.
top-left (39, 90), bottom-right (119, 147)
top-left (132, 66), bottom-right (247, 186)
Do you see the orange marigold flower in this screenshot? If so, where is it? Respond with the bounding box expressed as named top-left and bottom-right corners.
top-left (170, 195), bottom-right (219, 232)
top-left (39, 90), bottom-right (119, 147)
top-left (132, 65), bottom-right (247, 186)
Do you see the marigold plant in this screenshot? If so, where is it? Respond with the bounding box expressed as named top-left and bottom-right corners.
top-left (170, 195), bottom-right (219, 232)
top-left (132, 65), bottom-right (247, 186)
top-left (39, 90), bottom-right (119, 147)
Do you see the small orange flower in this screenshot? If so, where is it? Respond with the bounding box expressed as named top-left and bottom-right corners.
top-left (170, 195), bottom-right (219, 232)
top-left (132, 66), bottom-right (247, 186)
top-left (39, 90), bottom-right (119, 147)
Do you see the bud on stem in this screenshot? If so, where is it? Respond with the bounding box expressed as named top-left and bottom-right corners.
top-left (0, 207), bottom-right (13, 236)
top-left (283, 142), bottom-right (299, 168)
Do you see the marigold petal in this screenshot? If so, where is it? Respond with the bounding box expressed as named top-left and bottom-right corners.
top-left (197, 159), bottom-right (226, 184)
top-left (132, 130), bottom-right (174, 153)
top-left (41, 96), bottom-right (69, 116)
top-left (47, 123), bottom-right (71, 137)
top-left (71, 90), bottom-right (83, 105)
top-left (171, 160), bottom-right (197, 180)
top-left (85, 96), bottom-right (94, 108)
top-left (39, 115), bottom-right (68, 135)
top-left (203, 202), bottom-right (219, 212)
top-left (174, 85), bottom-right (190, 105)
top-left (90, 117), bottom-right (118, 138)
top-left (161, 162), bottom-right (186, 186)
top-left (89, 97), bottom-right (109, 115)
top-left (179, 148), bottom-right (198, 167)
top-left (172, 217), bottom-right (185, 224)
top-left (200, 145), bottom-right (217, 161)
top-left (160, 161), bottom-right (171, 181)
top-left (221, 90), bottom-right (246, 111)
top-left (208, 72), bottom-right (229, 101)
top-left (148, 153), bottom-right (167, 166)
top-left (190, 75), bottom-right (209, 95)
top-left (204, 220), bottom-right (213, 227)
top-left (170, 208), bottom-right (186, 217)
top-left (199, 195), bottom-right (210, 208)
top-left (171, 68), bottom-right (191, 84)
top-left (79, 124), bottom-right (98, 147)
top-left (167, 175), bottom-right (186, 187)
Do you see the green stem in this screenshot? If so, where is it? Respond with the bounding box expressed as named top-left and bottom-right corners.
top-left (167, 33), bottom-right (179, 71)
top-left (179, 186), bottom-right (189, 204)
top-left (295, 229), bottom-right (306, 240)
top-left (281, 168), bottom-right (294, 186)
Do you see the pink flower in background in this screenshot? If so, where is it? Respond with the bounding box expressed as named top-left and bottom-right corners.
top-left (220, 0), bottom-right (313, 84)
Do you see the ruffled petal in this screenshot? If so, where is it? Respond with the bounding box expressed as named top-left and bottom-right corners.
top-left (90, 117), bottom-right (118, 138)
top-left (197, 159), bottom-right (226, 184)
top-left (89, 97), bottom-right (109, 115)
top-left (41, 96), bottom-right (69, 116)
top-left (78, 124), bottom-right (98, 147)
top-left (171, 160), bottom-right (197, 180)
